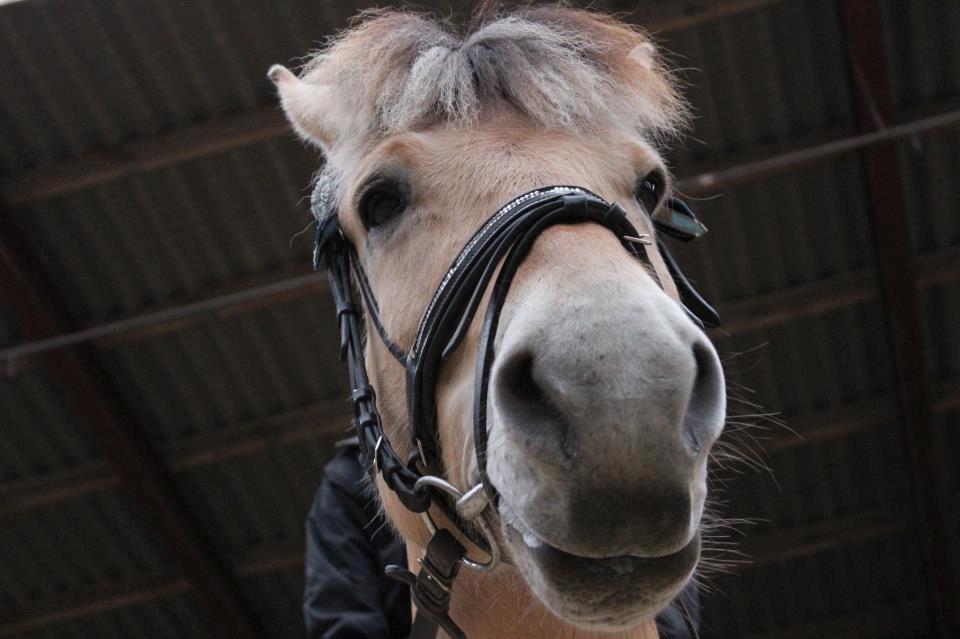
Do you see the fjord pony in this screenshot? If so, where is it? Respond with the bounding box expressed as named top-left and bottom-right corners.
top-left (272, 7), bottom-right (725, 637)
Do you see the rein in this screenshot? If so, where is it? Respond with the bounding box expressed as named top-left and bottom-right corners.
top-left (313, 186), bottom-right (717, 638)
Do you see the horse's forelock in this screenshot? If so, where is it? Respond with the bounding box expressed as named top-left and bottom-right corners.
top-left (299, 6), bottom-right (690, 149)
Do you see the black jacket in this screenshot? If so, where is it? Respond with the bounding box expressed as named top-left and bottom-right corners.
top-left (305, 446), bottom-right (700, 638)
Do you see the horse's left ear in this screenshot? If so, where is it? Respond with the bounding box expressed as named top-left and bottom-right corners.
top-left (268, 64), bottom-right (338, 149)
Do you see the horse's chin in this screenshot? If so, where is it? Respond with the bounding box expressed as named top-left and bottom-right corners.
top-left (496, 498), bottom-right (700, 629)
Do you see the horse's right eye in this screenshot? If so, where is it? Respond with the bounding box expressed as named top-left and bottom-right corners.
top-left (359, 180), bottom-right (407, 231)
top-left (635, 170), bottom-right (666, 214)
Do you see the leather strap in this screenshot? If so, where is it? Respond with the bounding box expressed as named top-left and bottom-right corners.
top-left (318, 220), bottom-right (429, 513)
top-left (386, 529), bottom-right (467, 639)
top-left (404, 188), bottom-right (645, 484)
top-left (657, 238), bottom-right (720, 329)
top-left (468, 193), bottom-right (649, 500)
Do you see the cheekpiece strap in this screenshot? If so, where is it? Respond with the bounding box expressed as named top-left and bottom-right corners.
top-left (312, 215), bottom-right (344, 271)
top-left (313, 214), bottom-right (430, 513)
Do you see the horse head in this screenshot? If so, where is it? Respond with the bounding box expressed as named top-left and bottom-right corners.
top-left (272, 7), bottom-right (725, 636)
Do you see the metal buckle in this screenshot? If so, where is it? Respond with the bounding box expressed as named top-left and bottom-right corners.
top-left (372, 435), bottom-right (384, 475)
top-left (623, 234), bottom-right (652, 246)
top-left (416, 557), bottom-right (451, 593)
top-left (414, 476), bottom-right (501, 572)
top-left (415, 438), bottom-right (428, 468)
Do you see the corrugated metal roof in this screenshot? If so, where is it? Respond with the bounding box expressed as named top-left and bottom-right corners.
top-left (883, 0), bottom-right (960, 112)
top-left (241, 567), bottom-right (305, 639)
top-left (922, 280), bottom-right (960, 382)
top-left (0, 488), bottom-right (172, 600)
top-left (14, 593), bottom-right (215, 639)
top-left (95, 296), bottom-right (346, 442)
top-left (672, 157), bottom-right (876, 303)
top-left (665, 0), bottom-right (854, 169)
top-left (9, 139), bottom-right (319, 327)
top-left (704, 530), bottom-right (929, 637)
top-left (0, 368), bottom-right (100, 480)
top-left (0, 0), bottom-right (338, 171)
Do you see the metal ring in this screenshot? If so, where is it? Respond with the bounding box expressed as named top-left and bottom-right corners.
top-left (414, 475), bottom-right (463, 500)
top-left (414, 476), bottom-right (501, 572)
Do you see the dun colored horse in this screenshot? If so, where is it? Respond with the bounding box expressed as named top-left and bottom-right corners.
top-left (272, 6), bottom-right (726, 637)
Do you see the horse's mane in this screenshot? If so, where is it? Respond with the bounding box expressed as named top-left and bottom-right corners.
top-left (300, 5), bottom-right (690, 142)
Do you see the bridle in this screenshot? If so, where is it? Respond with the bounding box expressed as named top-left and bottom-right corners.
top-left (313, 185), bottom-right (717, 638)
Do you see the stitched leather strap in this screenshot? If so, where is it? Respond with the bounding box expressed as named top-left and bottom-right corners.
top-left (405, 188), bottom-right (644, 480)
top-left (463, 192), bottom-right (649, 500)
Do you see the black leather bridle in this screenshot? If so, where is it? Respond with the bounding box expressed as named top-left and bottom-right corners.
top-left (313, 185), bottom-right (717, 638)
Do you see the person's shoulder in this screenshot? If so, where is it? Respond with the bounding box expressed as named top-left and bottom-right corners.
top-left (316, 437), bottom-right (374, 506)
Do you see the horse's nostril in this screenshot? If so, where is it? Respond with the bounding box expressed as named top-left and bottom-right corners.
top-left (494, 351), bottom-right (579, 460)
top-left (498, 351), bottom-right (549, 416)
top-left (682, 340), bottom-right (725, 455)
top-left (502, 352), bottom-right (537, 399)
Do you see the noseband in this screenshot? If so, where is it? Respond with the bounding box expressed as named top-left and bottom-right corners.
top-left (313, 185), bottom-right (716, 638)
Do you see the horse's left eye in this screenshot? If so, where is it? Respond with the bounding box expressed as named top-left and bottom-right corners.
top-left (359, 180), bottom-right (408, 230)
top-left (636, 171), bottom-right (665, 214)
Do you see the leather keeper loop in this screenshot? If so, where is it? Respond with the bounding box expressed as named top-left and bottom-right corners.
top-left (355, 411), bottom-right (379, 431)
top-left (352, 385), bottom-right (375, 403)
top-left (336, 301), bottom-right (359, 318)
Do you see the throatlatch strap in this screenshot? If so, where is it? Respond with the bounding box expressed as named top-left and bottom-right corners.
top-left (386, 529), bottom-right (467, 639)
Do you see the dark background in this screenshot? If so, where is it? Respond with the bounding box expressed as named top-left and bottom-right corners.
top-left (0, 0), bottom-right (958, 637)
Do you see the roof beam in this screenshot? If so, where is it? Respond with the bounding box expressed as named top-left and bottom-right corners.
top-left (0, 497), bottom-right (929, 634)
top-left (5, 242), bottom-right (960, 369)
top-left (0, 543), bottom-right (303, 637)
top-left (0, 202), bottom-right (262, 639)
top-left (678, 107), bottom-right (960, 197)
top-left (761, 377), bottom-right (958, 456)
top-left (0, 576), bottom-right (190, 638)
top-left (609, 0), bottom-right (790, 33)
top-left (4, 373), bottom-right (956, 520)
top-left (0, 0), bottom-right (844, 210)
top-left (0, 266), bottom-right (320, 366)
top-left (1, 107), bottom-right (289, 207)
top-left (0, 397), bottom-right (348, 518)
top-left (742, 598), bottom-right (927, 639)
top-left (1, 109), bottom-right (958, 371)
top-left (714, 244), bottom-right (960, 336)
top-left (837, 0), bottom-right (956, 634)
top-left (743, 506), bottom-right (907, 568)
top-left (4, 99), bottom-right (957, 213)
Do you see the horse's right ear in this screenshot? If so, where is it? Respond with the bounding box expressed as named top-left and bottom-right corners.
top-left (268, 65), bottom-right (337, 149)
